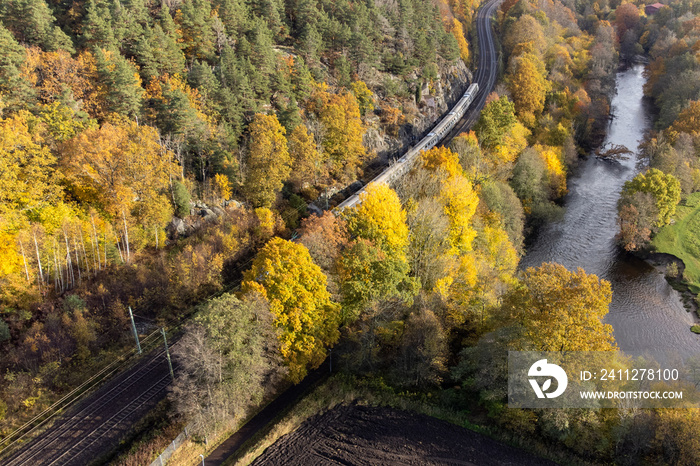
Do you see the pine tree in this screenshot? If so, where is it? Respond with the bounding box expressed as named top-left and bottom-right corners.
top-left (1, 0), bottom-right (74, 52)
top-left (177, 0), bottom-right (216, 61)
top-left (81, 0), bottom-right (117, 50)
top-left (214, 0), bottom-right (248, 37)
top-left (94, 48), bottom-right (144, 117)
top-left (0, 24), bottom-right (35, 111)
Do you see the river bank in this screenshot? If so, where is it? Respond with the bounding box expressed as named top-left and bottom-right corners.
top-left (521, 63), bottom-right (700, 359)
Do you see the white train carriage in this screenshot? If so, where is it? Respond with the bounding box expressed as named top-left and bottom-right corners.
top-left (335, 82), bottom-right (480, 211)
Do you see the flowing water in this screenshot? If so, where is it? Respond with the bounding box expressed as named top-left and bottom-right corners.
top-left (520, 64), bottom-right (700, 359)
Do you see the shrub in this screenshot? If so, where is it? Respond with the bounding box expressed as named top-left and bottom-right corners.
top-left (666, 262), bottom-right (679, 278)
top-left (173, 181), bottom-right (191, 218)
top-left (0, 320), bottom-right (9, 343)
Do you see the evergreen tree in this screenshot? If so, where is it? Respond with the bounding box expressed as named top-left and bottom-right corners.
top-left (1, 0), bottom-right (74, 52)
top-left (81, 0), bottom-right (117, 50)
top-left (189, 61), bottom-right (220, 109)
top-left (291, 56), bottom-right (313, 101)
top-left (177, 0), bottom-right (216, 61)
top-left (0, 23), bottom-right (35, 111)
top-left (95, 48), bottom-right (144, 117)
top-left (278, 97), bottom-right (301, 133)
top-left (215, 0), bottom-right (248, 37)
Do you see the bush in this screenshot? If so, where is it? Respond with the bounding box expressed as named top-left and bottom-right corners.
top-left (691, 325), bottom-right (700, 334)
top-left (173, 181), bottom-right (191, 218)
top-left (666, 262), bottom-right (679, 278)
top-left (63, 294), bottom-right (86, 313)
top-left (0, 320), bottom-right (9, 343)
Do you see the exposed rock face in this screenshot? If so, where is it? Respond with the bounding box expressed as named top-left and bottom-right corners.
top-left (168, 217), bottom-right (187, 238)
top-left (167, 201), bottom-right (232, 239)
top-left (364, 60), bottom-right (472, 166)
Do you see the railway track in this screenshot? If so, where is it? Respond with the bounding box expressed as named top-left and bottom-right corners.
top-left (2, 346), bottom-right (173, 466)
top-left (0, 3), bottom-right (503, 464)
top-left (445, 0), bottom-right (502, 140)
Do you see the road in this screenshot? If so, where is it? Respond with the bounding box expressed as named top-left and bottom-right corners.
top-left (0, 2), bottom-right (502, 464)
top-left (1, 346), bottom-right (172, 466)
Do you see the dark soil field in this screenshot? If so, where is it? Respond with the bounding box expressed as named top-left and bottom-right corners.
top-left (251, 404), bottom-right (558, 465)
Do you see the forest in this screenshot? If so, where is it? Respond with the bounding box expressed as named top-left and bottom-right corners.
top-left (615, 0), bottom-right (700, 297)
top-left (0, 0), bottom-right (473, 435)
top-left (2, 0), bottom-right (700, 464)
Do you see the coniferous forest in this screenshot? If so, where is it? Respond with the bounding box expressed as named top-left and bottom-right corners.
top-left (4, 0), bottom-right (700, 464)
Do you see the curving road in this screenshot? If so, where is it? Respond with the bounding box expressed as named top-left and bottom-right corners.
top-left (0, 2), bottom-right (503, 465)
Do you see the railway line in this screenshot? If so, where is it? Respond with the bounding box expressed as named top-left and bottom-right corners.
top-left (0, 1), bottom-right (503, 464)
top-left (2, 346), bottom-right (173, 466)
top-left (446, 0), bottom-right (502, 139)
top-left (337, 0), bottom-right (502, 210)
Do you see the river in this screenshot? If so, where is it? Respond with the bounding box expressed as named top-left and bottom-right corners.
top-left (520, 64), bottom-right (700, 359)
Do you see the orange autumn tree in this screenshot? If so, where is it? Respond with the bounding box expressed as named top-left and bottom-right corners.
top-left (505, 263), bottom-right (615, 352)
top-left (63, 119), bottom-right (178, 258)
top-left (242, 237), bottom-right (341, 382)
top-left (670, 101), bottom-right (700, 139)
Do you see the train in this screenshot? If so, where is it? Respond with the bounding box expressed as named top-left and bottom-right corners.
top-left (336, 82), bottom-right (479, 210)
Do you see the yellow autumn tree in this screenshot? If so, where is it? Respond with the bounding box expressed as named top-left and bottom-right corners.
top-left (288, 123), bottom-right (323, 190)
top-left (350, 80), bottom-right (374, 117)
top-left (243, 113), bottom-right (291, 207)
top-left (213, 173), bottom-right (232, 201)
top-left (494, 121), bottom-right (529, 166)
top-left (464, 216), bottom-right (519, 315)
top-left (420, 147), bottom-right (479, 254)
top-left (451, 18), bottom-right (470, 63)
top-left (507, 53), bottom-right (549, 127)
top-left (0, 111), bottom-right (61, 232)
top-left (505, 263), bottom-right (615, 352)
top-left (242, 238), bottom-right (341, 382)
top-left (534, 144), bottom-right (567, 198)
top-left (310, 85), bottom-right (367, 183)
top-left (345, 183), bottom-right (410, 260)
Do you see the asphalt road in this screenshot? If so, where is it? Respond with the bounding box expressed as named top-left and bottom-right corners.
top-left (0, 2), bottom-right (503, 464)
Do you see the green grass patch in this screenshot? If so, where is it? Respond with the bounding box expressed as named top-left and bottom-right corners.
top-left (652, 192), bottom-right (700, 295)
top-left (691, 325), bottom-right (700, 334)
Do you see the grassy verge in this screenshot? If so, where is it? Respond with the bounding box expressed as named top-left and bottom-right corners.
top-left (652, 192), bottom-right (700, 295)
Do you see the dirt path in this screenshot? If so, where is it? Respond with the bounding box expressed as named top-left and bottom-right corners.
top-left (204, 360), bottom-right (329, 465)
top-left (251, 404), bottom-right (557, 466)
